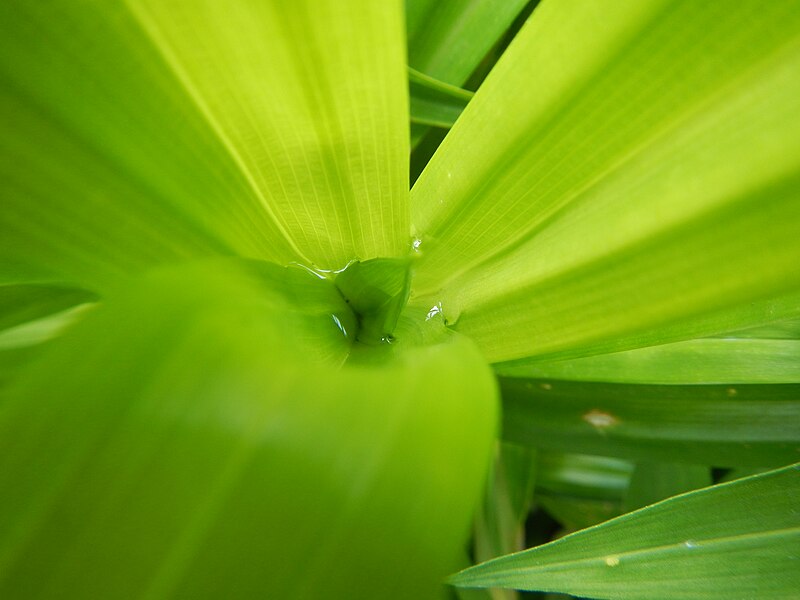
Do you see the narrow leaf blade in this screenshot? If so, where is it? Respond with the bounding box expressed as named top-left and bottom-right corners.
top-left (452, 464), bottom-right (800, 600)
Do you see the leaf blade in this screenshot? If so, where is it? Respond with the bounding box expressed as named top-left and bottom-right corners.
top-left (500, 379), bottom-right (800, 467)
top-left (130, 0), bottom-right (410, 269)
top-left (451, 464), bottom-right (800, 599)
top-left (409, 0), bottom-right (800, 362)
top-left (0, 260), bottom-right (497, 599)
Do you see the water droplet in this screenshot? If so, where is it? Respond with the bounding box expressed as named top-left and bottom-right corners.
top-left (583, 410), bottom-right (619, 429)
top-left (604, 556), bottom-right (620, 567)
top-left (684, 540), bottom-right (699, 549)
top-left (331, 314), bottom-right (347, 338)
top-left (426, 302), bottom-right (443, 321)
top-left (380, 334), bottom-right (395, 345)
top-left (412, 238), bottom-right (422, 252)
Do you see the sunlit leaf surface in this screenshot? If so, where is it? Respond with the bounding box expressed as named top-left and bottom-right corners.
top-left (410, 0), bottom-right (800, 362)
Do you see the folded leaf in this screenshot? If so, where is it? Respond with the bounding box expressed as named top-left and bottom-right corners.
top-left (500, 379), bottom-right (800, 467)
top-left (130, 0), bottom-right (409, 269)
top-left (451, 464), bottom-right (800, 599)
top-left (410, 0), bottom-right (800, 363)
top-left (0, 260), bottom-right (497, 600)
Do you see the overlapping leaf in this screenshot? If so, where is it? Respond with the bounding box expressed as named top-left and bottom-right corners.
top-left (410, 0), bottom-right (800, 363)
top-left (452, 464), bottom-right (800, 599)
top-left (130, 0), bottom-right (409, 269)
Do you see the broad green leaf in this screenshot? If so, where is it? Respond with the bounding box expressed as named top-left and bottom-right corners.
top-left (500, 379), bottom-right (800, 467)
top-left (0, 2), bottom-right (301, 289)
top-left (494, 337), bottom-right (800, 384)
top-left (129, 0), bottom-right (409, 270)
top-left (409, 0), bottom-right (800, 363)
top-left (409, 68), bottom-right (473, 128)
top-left (0, 260), bottom-right (497, 599)
top-left (624, 461), bottom-right (710, 511)
top-left (450, 464), bottom-right (800, 600)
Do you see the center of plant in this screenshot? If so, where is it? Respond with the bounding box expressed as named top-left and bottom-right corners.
top-left (334, 257), bottom-right (412, 345)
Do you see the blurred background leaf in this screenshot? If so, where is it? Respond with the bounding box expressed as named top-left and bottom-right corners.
top-left (0, 260), bottom-right (498, 599)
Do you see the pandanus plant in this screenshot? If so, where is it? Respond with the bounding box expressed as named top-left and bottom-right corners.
top-left (1, 1), bottom-right (798, 599)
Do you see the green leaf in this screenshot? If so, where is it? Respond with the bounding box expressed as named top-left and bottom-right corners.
top-left (450, 464), bottom-right (800, 599)
top-left (409, 67), bottom-right (473, 128)
top-left (0, 260), bottom-right (497, 599)
top-left (0, 284), bottom-right (96, 332)
top-left (406, 0), bottom-right (531, 86)
top-left (0, 2), bottom-right (303, 289)
top-left (409, 1), bottom-right (800, 363)
top-left (473, 443), bottom-right (536, 600)
top-left (494, 337), bottom-right (800, 384)
top-left (0, 304), bottom-right (94, 351)
top-left (623, 461), bottom-right (710, 511)
top-left (406, 0), bottom-right (530, 148)
top-left (475, 443), bottom-right (536, 560)
top-left (536, 453), bottom-right (633, 502)
top-left (129, 0), bottom-right (409, 269)
top-left (537, 494), bottom-right (622, 533)
top-left (500, 379), bottom-right (800, 467)
top-left (334, 257), bottom-right (411, 344)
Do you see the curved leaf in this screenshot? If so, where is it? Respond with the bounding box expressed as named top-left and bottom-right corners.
top-left (0, 260), bottom-right (497, 599)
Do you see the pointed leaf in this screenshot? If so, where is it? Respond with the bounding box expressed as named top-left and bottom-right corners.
top-left (451, 464), bottom-right (800, 599)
